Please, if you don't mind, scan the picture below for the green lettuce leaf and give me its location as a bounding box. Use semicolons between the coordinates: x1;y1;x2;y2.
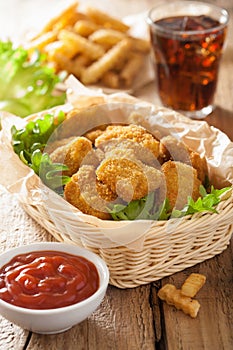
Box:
109;185;231;221
0;41;66;117
11;111;70;193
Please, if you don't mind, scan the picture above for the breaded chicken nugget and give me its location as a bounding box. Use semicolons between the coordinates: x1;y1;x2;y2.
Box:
100;138;160;167
96;157;163;202
159;135;190;164
189;151;208;184
161;161;201;210
50;136;92;176
81;147;105;168
64;165;117;220
83;124;109;144
83;129;104;144
95;124;160;158
159;136;208;183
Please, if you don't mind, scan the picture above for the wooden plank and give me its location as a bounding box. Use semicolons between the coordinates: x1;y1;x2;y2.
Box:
156;238;233;350
0;318;29;350
26;285;156;350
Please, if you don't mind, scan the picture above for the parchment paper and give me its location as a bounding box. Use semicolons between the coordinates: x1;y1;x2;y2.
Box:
0;76;233;250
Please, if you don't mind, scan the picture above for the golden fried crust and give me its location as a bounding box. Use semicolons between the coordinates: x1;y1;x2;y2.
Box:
159;136;208;183
158;284;200;318
161;160;201;210
181;273;206;298
95;124;160;158
99;138;160;167
96;157;163;202
83;129;104;144
81;148;105;168
64;165;116;220
50;136;92;176
159;135;190;164
189;151;208;184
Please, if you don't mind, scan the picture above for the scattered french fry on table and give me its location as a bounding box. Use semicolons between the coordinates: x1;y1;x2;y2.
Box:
158;273;206;318
181;273;207;298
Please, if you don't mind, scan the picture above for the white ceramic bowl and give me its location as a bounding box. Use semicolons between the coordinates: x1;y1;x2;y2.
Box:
0;242;109;334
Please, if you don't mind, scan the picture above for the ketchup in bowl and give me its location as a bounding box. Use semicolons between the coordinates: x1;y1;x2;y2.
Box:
0;250;100;310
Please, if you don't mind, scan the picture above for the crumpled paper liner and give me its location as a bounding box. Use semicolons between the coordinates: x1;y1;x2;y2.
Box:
0;76;233;250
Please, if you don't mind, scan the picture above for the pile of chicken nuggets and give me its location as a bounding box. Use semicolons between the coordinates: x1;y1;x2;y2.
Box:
45;111;208;220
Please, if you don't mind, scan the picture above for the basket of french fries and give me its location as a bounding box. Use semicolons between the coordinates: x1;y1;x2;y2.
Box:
1;77;233;289
24;2;153;91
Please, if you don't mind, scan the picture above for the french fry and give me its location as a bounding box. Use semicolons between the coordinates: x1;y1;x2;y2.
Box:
24;4;151;89
25;31;57;52
86;6;130;32
128;37;151;53
101;71;120;89
158;284;200;318
181;273;206;298
37;2;79;36
74;20;99;37
120;53;143;87
44;40;80;60
74;54;92;67
81;38;131;85
158;284;177;305
58;29;105;60
50;53;86;78
89;29;125;46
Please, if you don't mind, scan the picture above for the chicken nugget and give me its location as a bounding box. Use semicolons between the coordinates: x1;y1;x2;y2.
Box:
189;151;208;184
83;129;104;144
49;136;92;176
64;165;116;220
81;147;105;168
159;136;208;183
161;161;201;210
95;124;160;158
96;157;163;202
159;135;190;164
99;138;160;168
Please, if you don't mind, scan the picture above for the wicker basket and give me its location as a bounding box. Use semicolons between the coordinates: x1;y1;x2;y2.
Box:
20;190;233;288
1;97;233;289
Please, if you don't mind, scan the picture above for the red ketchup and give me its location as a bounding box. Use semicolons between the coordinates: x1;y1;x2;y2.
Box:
0;251;99;309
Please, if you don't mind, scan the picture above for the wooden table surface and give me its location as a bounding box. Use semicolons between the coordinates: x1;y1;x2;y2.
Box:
0;1;232;349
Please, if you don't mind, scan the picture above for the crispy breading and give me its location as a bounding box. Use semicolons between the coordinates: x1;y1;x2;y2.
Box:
81;147;105;168
83;129;104;144
64;165;116;219
159;135;208;183
189;151;208;184
49;136;92;176
96;157;163;202
95;124;160;158
159;135;190;163
101;138;160;167
161;160;201;210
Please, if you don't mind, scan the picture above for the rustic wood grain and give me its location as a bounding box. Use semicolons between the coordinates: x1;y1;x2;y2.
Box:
157;237;233;350
26;286;155;350
0;1;232;349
